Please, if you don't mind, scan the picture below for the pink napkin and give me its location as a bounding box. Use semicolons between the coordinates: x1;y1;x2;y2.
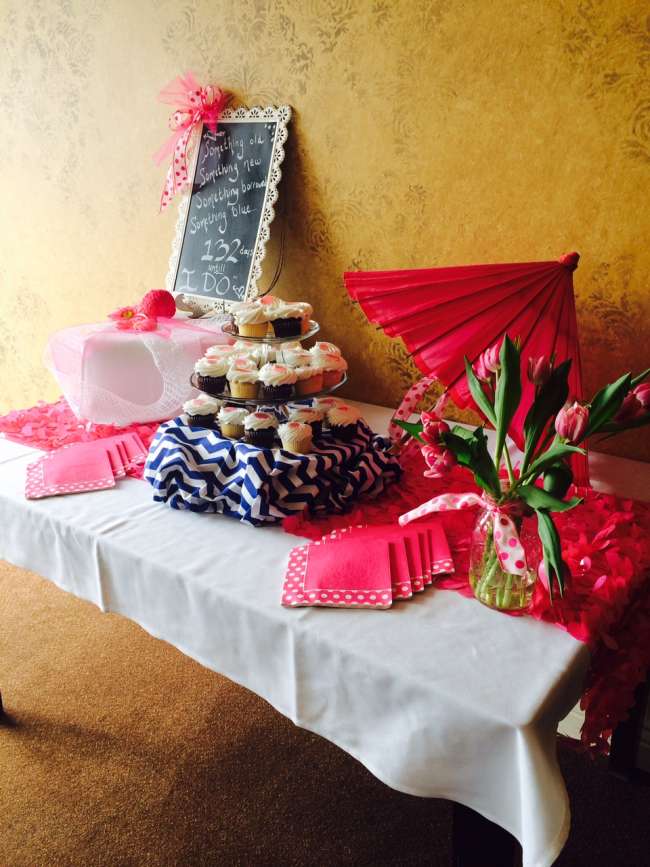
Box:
25;433;148;499
282;519;455;609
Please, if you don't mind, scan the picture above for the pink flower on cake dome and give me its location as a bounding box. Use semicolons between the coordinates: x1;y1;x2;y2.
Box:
109;305;139;322
131;315;157;332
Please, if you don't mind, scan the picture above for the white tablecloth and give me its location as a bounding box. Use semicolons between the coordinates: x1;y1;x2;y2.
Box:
4;403;647;867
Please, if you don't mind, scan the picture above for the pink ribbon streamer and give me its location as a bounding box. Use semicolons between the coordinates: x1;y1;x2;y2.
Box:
153;71;229;211
104;316;227;341
399;492;528;576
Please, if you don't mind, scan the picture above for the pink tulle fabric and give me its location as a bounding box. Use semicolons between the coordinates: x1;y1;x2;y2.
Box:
283;442;650;757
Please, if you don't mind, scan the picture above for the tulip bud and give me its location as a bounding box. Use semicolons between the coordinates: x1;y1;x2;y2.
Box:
634;382;650;410
474;343;501;382
420;414;450;448
615;392;644;423
527;355;552;387
555;401;589;443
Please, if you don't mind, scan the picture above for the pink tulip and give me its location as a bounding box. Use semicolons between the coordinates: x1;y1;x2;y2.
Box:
527;355;552;387
555;401;589;443
615;392;644;423
474;343;501;382
420;413;450;448
634;382;650;410
422;444;456;478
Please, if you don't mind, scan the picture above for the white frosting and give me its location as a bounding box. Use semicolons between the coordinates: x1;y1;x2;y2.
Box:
311;397;345;413
288;407;324;424
310;341;341;357
328;404;362;426
195;356;229;377
233;304;270;326
312;352;348;372
244;411;279;431
293;365;322;382
282;348;313;367
279;421;313;448
293;301;313;318
271;302;305;320
258;363;298;386
227;358;259;384
183;396;221;415
205;344;235;357
218;405;248;425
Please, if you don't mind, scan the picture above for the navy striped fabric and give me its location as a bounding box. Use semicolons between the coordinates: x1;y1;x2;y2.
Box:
144;418;402;526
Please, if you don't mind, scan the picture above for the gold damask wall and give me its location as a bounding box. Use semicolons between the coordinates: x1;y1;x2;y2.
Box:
1;0;649;459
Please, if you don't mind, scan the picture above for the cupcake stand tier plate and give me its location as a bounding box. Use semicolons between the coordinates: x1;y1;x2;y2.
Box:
189;372;348;406
221;319;320;344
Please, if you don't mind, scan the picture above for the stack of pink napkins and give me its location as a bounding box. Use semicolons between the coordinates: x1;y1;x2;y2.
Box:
25;433;147;499
282;519;454;609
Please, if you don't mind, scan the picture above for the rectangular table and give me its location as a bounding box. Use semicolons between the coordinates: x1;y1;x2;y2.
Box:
1;402;647;867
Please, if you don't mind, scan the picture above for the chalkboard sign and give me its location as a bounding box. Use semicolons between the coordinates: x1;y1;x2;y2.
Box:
166;105;291;313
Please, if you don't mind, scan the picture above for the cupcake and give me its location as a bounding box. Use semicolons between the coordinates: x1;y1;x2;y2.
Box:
226;357;259;399
293;302;314;334
278;421;313;454
244;411;279;448
311;396;345;415
294;365;324;396
205;344;236;360
183;395;221;428
287;406;324;438
280;347;312;367
218;405;248;439
310;341;341;357
328;403;363;441
194;355;229;394
258;363;298;400
268;302;304;338
313;351;348;387
232;302;271;338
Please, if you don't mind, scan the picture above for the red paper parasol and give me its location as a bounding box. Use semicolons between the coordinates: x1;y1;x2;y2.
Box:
344;252;588;484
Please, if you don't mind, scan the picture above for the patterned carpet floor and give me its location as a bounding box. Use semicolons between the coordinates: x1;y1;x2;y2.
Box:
1;562;649;867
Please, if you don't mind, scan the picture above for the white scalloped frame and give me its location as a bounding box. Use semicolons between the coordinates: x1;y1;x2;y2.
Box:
166;105;292;316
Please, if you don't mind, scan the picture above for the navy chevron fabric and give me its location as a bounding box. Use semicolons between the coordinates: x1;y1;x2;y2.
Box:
144;418;402;526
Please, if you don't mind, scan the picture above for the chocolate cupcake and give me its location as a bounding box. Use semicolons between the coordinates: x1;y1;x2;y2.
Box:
327;403;363;442
194;356;229;395
258;363;297;400
269;303;304;337
183;395;221;428
243;411;279;448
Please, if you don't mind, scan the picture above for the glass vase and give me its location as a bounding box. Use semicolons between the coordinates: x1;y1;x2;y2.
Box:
468;503;541;612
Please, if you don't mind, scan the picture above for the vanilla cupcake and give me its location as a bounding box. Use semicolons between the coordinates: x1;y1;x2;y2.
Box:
311;396;345;416
309;341;341;357
280;347;312;367
227;357;259;399
194;355;229;394
313;351;348;387
244;410;279;448
218;405;248;439
258;363;298;400
287;406;324;437
183;395;221;428
294;365;324;396
328;403;363;442
278;421;313;454
232;303;271;338
268;302;304;338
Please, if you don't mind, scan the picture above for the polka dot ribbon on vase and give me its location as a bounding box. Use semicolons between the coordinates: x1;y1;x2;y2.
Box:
399;492;528;576
389;373;440;442
153;72;229;211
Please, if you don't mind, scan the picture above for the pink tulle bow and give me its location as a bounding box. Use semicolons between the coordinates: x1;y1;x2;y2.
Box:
153;71;229;211
399;492;529;576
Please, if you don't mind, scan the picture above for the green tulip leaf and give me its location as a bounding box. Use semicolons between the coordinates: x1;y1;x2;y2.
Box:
518;484;582;512
522;359;572;465
464;356;496;426
584;372;632;439
525;442;585;481
494;335;521;466
535;509;567;600
393;418;425;442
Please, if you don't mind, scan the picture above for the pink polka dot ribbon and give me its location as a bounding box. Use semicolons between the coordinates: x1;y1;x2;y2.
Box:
153;72;229;211
399;492;528;576
389;374;438;442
